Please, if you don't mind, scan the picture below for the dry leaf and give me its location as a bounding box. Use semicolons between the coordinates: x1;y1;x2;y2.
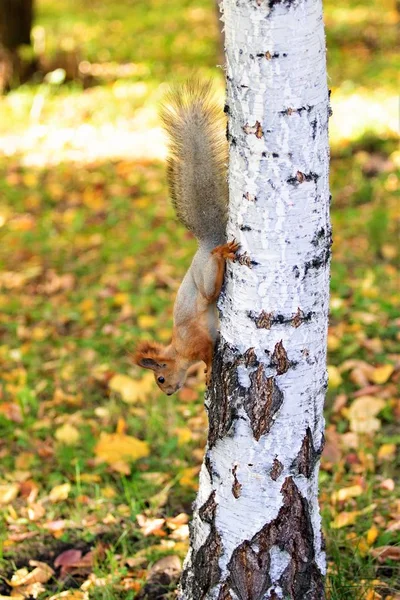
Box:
137;514;166;537
331;511;360;529
327;365;342;388
367;525;379;545
94;432;149;463
10;562;54;587
371;546;400;562
49;592;88;600
54;549;82;577
377;443;396;461
0;483;19;505
55;423;79;446
49;483;71;503
331;484;363;503
109;373;153;403
348;396;385;434
0;402;23;423
148;555;181;577
371;364;394;384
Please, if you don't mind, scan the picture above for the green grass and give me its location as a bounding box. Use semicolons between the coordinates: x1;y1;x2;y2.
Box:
0;0;399;598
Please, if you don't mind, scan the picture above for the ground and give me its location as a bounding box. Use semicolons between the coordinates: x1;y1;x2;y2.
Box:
0;0;399;599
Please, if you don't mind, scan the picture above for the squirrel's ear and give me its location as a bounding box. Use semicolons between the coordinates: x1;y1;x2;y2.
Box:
132;341;167;371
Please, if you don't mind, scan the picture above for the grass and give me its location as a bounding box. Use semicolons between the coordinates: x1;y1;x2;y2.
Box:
0;0;399;598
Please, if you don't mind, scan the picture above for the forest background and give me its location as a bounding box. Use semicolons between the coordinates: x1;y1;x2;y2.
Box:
0;0;399;598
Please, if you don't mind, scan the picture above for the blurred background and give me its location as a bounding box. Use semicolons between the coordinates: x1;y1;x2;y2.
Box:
0;1;399;599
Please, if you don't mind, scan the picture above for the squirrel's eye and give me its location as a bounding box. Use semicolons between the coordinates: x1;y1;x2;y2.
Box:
158;376;165;384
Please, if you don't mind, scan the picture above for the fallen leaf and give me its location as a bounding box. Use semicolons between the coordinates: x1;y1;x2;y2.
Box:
371;364;394;384
348;396;385;434
55;423;80;446
331;485;363;503
10;562;54;587
0;483;19;505
137;514;166;537
148;555;181;576
380;478;395;491
371;546;400;562
377;443;396;461
94;432;149;463
109;372;153;403
331;511;359;529
367;525;379;546
0;402;23;423
49;483;71;503
49;592;88;600
327;365;342;388
54;549;82;577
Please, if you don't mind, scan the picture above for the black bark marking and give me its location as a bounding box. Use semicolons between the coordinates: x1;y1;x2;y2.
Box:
291;307;313;328
239;225;252;231
232;465;242;499
279;104;313;116
311;117;318;140
291;428;321;478
218;583;233;600
204;452;215;484
199;490;217;524
287;171;319;185
244;365;284;440
303;245;331;276
311;227;325;246
185;525;222;599
237;251;258;268
224;477;325;600
208;346;239;448
271;340;290;375
243;192;256;202
248;309;272;329
270;457;284;481
243;347;258;367
243;121;263;138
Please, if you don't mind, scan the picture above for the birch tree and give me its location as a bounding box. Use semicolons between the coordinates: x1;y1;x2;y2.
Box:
180;0;331;598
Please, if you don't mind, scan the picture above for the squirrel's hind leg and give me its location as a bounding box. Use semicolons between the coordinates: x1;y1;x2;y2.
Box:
195;241;239;304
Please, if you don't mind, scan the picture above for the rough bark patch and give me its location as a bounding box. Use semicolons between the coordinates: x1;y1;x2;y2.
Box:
232;465;242;499
271;340;290;374
270;457;284;481
183;515;222;600
291;428;321;478
243;120;263;138
223;477;325;600
207;345;238;448
248;310;272;329
199;490;217;524
244;365;284;441
218;583;233;600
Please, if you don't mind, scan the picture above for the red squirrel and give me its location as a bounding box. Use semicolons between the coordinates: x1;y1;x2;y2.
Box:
133;81;239;395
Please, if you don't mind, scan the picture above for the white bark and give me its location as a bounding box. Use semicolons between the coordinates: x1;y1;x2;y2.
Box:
181;1;330;598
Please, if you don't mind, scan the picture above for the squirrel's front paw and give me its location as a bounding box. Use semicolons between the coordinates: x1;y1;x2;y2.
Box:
212;240;241;261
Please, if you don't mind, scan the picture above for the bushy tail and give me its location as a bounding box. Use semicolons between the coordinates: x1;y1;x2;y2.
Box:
160;79;228;245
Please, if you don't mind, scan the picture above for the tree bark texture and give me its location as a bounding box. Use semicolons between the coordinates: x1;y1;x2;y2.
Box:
0;0;33;50
180;1;331;599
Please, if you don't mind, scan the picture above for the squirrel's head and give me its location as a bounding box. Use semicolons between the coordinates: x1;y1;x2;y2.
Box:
133;341;187;395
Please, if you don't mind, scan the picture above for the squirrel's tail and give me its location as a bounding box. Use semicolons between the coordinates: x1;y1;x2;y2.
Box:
160;79;228;246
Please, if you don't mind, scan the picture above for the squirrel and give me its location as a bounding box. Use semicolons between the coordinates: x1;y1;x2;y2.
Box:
133;80;239;395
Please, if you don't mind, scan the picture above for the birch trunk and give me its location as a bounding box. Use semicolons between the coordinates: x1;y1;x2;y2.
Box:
180;0;331;598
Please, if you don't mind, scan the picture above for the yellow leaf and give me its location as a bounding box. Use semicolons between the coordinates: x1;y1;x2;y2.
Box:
327;334;340;351
109;373;153;403
94;432;149;464
179;466;200;490
331;484;363;503
138;315;157;329
377;443;396;461
55;423;80;446
371;365;394;385
331;511;359;529
348;396;385;434
49;483;71;503
49;592;88;600
78;474;101;483
0;484;19;505
10;561;54;586
175;427;193;447
327;365;342;389
367;525;379;546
